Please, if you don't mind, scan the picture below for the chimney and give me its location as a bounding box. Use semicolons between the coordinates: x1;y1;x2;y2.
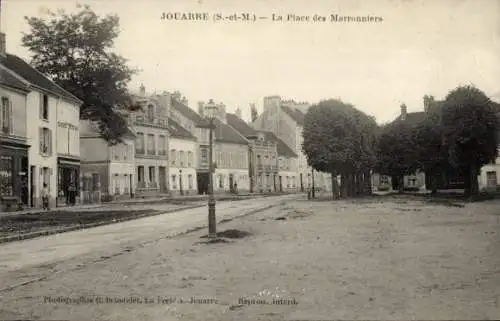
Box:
139;83;145;96
218;102;227;123
400;103;407;120
423;95;434;112
198;101;204;117
235;107;242;119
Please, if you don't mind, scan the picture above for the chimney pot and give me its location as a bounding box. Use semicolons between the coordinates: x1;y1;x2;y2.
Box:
400;103;407;119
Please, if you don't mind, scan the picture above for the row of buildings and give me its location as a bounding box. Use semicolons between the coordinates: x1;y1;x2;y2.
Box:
1;26;331;209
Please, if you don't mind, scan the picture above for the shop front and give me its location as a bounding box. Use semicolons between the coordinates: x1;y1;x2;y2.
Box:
57;157;80;206
0;140;29;205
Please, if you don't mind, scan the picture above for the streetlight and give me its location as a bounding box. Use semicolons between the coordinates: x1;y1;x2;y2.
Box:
311;168;316;199
196;99;217;239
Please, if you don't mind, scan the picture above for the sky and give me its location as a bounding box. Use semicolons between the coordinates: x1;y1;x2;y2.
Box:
2;0;500;123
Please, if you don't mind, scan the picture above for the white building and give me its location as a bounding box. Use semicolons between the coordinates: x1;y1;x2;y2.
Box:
80;119;136;202
131;85;170;197
1;49;82;208
167;117;198;195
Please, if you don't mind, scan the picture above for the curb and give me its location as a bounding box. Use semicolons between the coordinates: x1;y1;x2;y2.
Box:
0;204;206;245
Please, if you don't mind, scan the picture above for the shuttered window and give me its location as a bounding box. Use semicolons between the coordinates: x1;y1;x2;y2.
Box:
1;97;12;135
39;127;52;155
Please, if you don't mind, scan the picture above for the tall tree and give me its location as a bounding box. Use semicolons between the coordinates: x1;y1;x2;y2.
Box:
302;99;377;199
21;4;140;144
441;85;499;197
376;120;420;192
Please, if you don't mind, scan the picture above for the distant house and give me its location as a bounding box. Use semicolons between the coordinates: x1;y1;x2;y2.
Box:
478;101;500;192
79;118;136;202
0;35;82;209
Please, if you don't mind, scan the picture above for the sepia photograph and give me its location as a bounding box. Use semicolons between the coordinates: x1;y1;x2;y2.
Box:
0;0;499;320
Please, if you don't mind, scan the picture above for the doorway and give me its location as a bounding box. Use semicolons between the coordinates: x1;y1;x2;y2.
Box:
197;172;209;195
159;166;167;193
30;165;36;207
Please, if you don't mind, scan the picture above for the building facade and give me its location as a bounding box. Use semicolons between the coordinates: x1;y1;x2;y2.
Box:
131;86;170;197
168;117;198;196
80;120;136;203
0;65;30;207
226;111;280;193
1;49;82;209
252;96;331;192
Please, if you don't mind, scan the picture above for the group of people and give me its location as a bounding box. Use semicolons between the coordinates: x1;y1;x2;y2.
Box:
40;183;77;210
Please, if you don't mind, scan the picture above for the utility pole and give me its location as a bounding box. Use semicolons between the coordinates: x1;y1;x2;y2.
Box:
311;168;315;199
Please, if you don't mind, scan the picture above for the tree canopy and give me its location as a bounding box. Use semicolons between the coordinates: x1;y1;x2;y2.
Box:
21;4;140;144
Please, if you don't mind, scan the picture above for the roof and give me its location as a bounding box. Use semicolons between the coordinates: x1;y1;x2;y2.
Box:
266;131;298;158
81;119;135;140
0;66;30;92
0;54;82;105
171;98;203;123
281;106;305;125
197;118;248;145
226;113;257;137
393;111;426;124
167;117;196;140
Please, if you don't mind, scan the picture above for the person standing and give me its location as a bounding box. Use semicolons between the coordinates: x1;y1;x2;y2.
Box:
41;183;50;210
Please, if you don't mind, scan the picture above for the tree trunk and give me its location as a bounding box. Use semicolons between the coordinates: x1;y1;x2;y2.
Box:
469;164;479;198
399;174;404;193
364;171;372;195
331;171;339;200
340;172;348;198
430;168;438;195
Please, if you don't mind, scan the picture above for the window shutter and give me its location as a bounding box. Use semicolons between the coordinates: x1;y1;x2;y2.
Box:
39;93;43;119
39;127;43;153
8;99;13;134
49;129;53;155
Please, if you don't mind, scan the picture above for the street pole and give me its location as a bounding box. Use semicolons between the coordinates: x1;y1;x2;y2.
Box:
207;117;217;238
312;168;315;199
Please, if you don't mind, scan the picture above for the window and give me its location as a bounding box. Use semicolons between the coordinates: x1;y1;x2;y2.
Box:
180;151;185;166
170;149;177;165
147;134;155;155
136;133;145;154
137;166;144;183
149;166;156;184
1;97;12;134
147;104;154;123
171;174;177;189
187;151;193;166
159;135;166;155
257;155;262;165
0;156;13;196
292;176;296;188
486;171;497;188
40;94;49;120
380;175;389;185
219;174;224;188
188;174;193;189
39;127;52;155
113;146;119;160
201;148;208;165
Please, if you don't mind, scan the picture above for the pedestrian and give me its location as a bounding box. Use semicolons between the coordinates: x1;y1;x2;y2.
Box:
41;183;50;210
233;182;238;194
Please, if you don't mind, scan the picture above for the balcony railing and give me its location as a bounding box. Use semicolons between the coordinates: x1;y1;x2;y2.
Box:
158;150;166;156
136;148;145;154
147;149;156;155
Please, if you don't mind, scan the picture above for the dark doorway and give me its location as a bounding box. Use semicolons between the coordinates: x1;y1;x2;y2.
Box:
197;172;209;195
229;174;234;193
20;157;29;205
279;176;283;192
30;165;36;207
300;173;304;192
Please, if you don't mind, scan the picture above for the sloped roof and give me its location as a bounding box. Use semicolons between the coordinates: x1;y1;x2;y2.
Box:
81;120;135;139
171;98;203;122
261;130;297;157
197;118;248;145
0;66;30;92
167;117;196;141
393;111;426;124
281;106;305;125
0;54;82;104
226;113;257;137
